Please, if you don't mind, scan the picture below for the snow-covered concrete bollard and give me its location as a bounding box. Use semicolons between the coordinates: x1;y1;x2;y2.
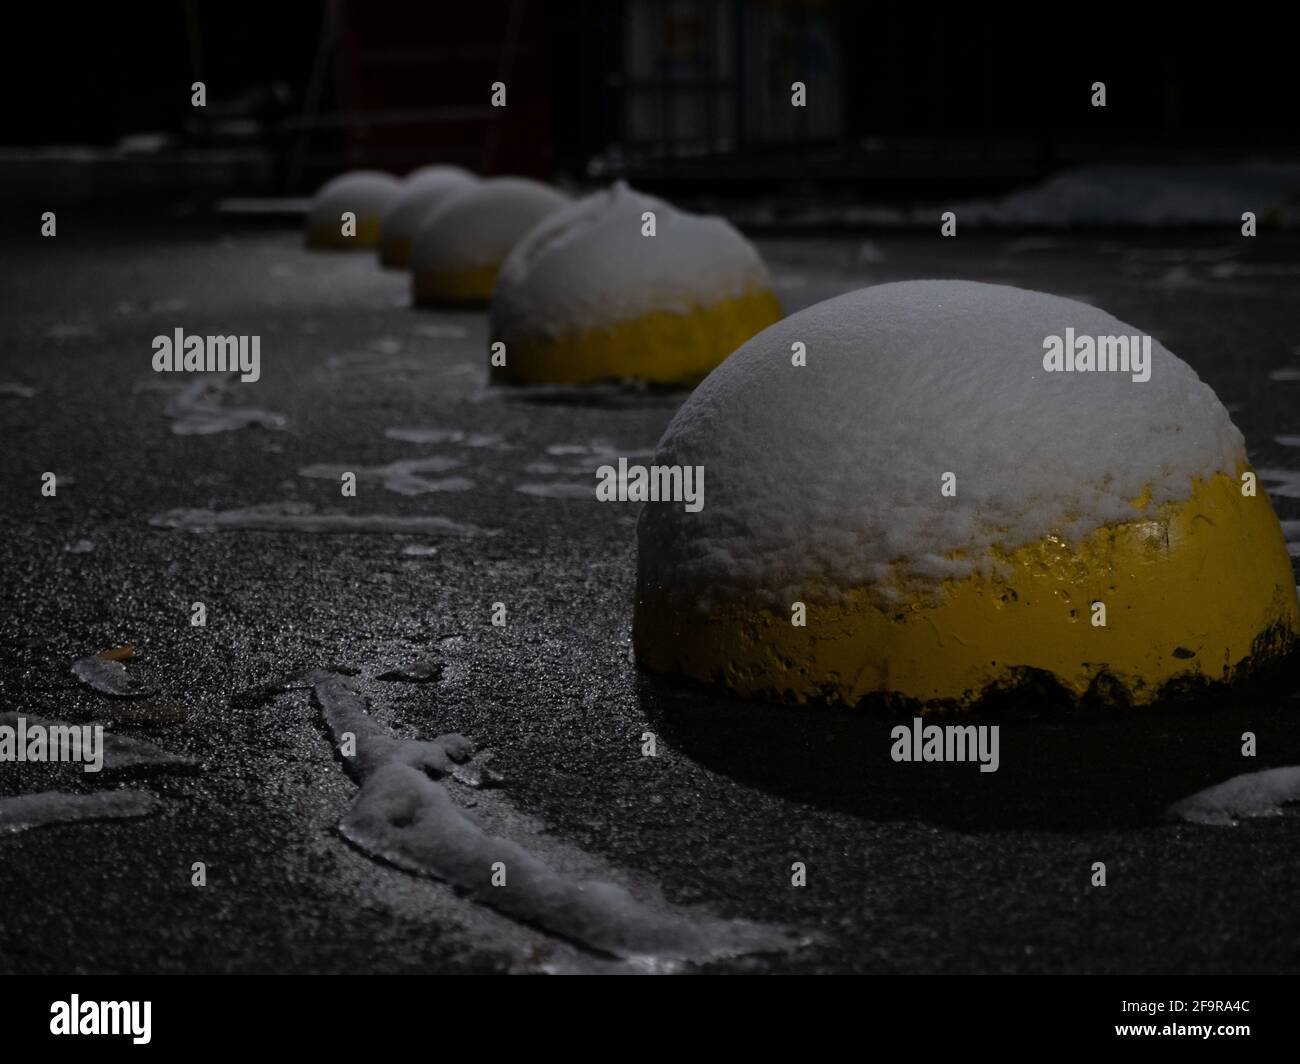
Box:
409;177;571;306
634;280;1300;709
305;171;402;250
488;183;783;386
377;165;476;269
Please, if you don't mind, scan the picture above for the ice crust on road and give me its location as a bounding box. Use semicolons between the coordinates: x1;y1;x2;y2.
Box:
0;712;193;772
0;790;159;835
299;456;473;495
71;656;152;698
310;671;801;968
150;502;492;537
162;375;287;435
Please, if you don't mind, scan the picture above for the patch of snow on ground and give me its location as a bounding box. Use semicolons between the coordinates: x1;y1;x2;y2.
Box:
150;502;492;536
0;790;160;835
1168;766;1300;826
310;671;806;968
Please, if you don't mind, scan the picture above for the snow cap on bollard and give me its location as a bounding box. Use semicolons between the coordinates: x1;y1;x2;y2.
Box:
489;182;783;386
409;177;571;306
377;165;477;269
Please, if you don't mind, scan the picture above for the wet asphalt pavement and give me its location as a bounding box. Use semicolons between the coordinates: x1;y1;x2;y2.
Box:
2;217;1299;973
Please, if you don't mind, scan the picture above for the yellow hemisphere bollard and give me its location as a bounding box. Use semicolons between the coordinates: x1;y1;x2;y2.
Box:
634;280;1299;709
409;177;571;307
489;183;783;387
377;165;476;269
305;171;401;250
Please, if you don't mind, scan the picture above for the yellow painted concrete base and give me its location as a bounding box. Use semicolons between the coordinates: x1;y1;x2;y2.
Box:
634;469;1300;708
492;288;784;386
413;264;500;306
379;237;413;269
306;215;384;250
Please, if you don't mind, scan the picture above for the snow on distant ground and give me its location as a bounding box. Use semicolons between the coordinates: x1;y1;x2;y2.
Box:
957;165;1300;228
219;163;1300;230
728;164;1300;230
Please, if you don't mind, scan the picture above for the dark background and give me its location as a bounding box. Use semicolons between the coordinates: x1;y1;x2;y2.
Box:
3;1;1295;205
